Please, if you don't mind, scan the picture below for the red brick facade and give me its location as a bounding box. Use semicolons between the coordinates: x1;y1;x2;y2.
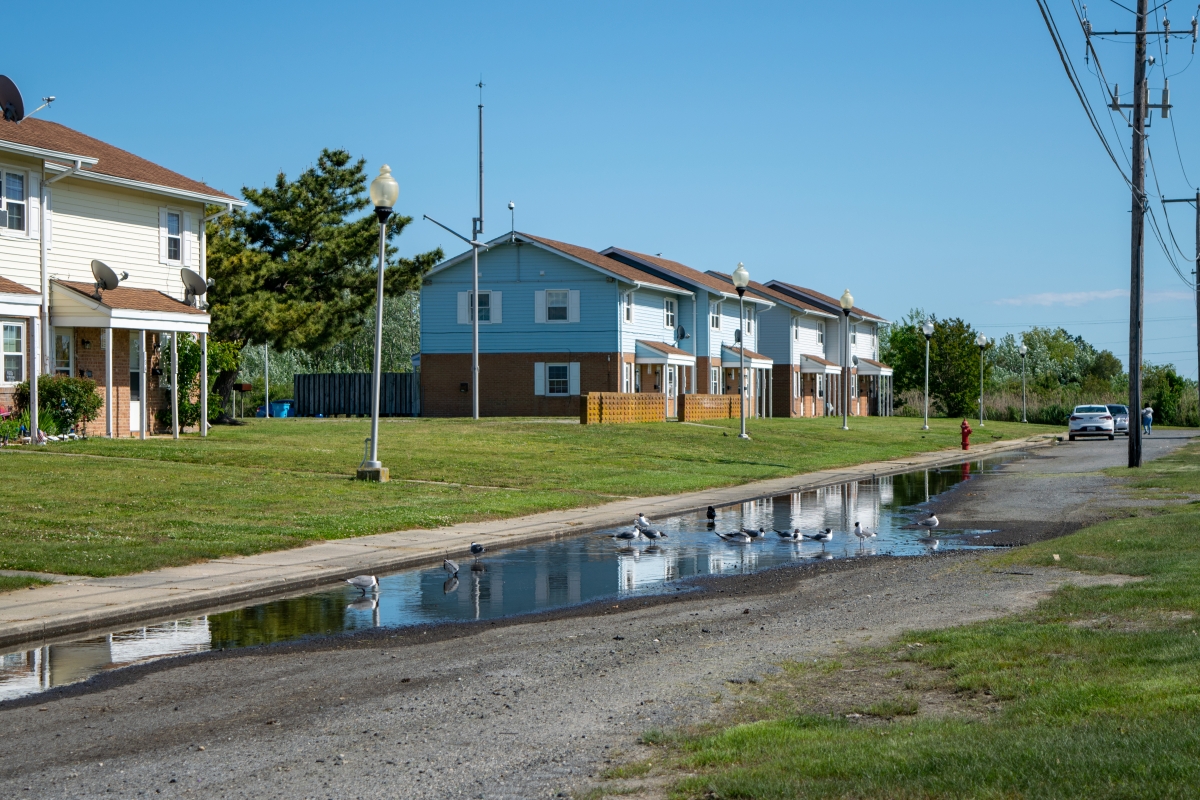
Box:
421;352;624;417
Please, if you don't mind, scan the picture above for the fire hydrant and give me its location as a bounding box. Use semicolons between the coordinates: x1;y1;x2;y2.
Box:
960;419;973;451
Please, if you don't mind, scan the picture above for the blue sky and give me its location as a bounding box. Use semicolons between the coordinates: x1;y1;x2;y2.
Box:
10;1;1199;376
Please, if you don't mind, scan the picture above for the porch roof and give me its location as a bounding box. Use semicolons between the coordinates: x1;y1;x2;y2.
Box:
798;353;841;373
635;339;696;366
50;281;210;333
855;357;893;376
0;276;41;317
720;344;773;369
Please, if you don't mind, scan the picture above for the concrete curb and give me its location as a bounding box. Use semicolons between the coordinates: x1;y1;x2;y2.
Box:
0;434;1056;651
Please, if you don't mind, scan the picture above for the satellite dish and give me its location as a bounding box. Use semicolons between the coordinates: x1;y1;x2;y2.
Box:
852;355;860;367
91;259;123;298
181;267;209;306
0;76;24;122
676;325;690;341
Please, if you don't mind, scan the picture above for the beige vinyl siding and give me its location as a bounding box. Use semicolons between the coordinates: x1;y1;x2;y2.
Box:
790;315;827;362
45;179;203;300
0;153;46;291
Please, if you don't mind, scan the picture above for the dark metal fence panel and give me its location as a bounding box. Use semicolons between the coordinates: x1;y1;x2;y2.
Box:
293;373;420;417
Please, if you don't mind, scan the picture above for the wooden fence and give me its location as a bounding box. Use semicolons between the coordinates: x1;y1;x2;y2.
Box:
580;393;667;424
293;373;419;417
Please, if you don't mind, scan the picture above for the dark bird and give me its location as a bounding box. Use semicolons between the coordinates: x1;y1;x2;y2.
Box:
641;527;668;540
802;529;834;547
706;506;717;521
742;527;767;539
470;542;485;556
613;528;641;541
774;528;801;540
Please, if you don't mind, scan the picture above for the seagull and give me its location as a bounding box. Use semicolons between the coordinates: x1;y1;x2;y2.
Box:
470;542;485;557
802;529;834;548
853;522;877;545
443;558;460;577
774;528;801;540
345;575;378;595
613;528;641;541
717;530;753;543
741;527;767;539
915;513;939;530
635;513;655;530
706;506;717;522
641;527;668;540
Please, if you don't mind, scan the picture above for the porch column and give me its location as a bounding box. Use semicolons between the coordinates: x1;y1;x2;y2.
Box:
768;367;773;418
28;315;38;442
200;332;208;436
139;329;147;441
170;331;179;439
104;328;113;438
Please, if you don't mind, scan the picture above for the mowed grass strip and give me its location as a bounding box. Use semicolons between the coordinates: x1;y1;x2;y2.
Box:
1;416;1051;581
654;440;1200;799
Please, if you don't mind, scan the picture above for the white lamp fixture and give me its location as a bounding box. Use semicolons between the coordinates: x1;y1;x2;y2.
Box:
732;262;750;290
1018;343;1028;423
359;165;399;482
921;319;934;430
369;165;400;213
922;320;935;338
839;289;853;430
976;332;988;427
839;289;854;311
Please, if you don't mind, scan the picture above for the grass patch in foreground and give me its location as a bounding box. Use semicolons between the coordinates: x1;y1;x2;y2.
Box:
656;440;1200;798
0;576;52;593
1;416;1051;576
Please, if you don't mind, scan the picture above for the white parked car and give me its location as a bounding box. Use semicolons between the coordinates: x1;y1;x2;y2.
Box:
1106;404;1130;436
1068;405;1116;441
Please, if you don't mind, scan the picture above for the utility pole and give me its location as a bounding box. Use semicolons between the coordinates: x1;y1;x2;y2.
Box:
471;82;484;421
1162;189;1200;417
1128;0;1149;467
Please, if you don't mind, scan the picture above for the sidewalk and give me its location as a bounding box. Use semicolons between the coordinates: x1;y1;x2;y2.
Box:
0;434;1055;650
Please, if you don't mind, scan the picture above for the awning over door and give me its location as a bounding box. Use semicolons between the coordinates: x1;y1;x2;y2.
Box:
635;339;696;366
720;345;773;369
798;353;841;374
854;357;893;376
0;276;40;317
49;280;210;333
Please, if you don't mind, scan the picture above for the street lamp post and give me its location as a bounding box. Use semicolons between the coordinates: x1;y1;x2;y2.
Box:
976;332;988;428
1018;343;1028;423
732;262;750;440
358;164;399;482
839;289;854;431
921;320;934;431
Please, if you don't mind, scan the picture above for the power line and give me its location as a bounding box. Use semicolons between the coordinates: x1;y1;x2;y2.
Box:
975;315;1194;327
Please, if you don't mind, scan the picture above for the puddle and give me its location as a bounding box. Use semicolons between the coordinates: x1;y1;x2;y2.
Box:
1;453;1020;701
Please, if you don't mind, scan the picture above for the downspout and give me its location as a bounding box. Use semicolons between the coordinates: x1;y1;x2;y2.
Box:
199;202;234;435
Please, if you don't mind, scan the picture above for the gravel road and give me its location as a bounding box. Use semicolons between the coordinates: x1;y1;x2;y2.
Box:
0;432;1193;799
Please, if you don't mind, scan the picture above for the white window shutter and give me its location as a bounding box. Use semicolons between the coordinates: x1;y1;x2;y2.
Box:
182;212;194;267
534;290;546;323
27;175;39;239
568;362;581;396
457;292;470;324
42;186;51;250
568;290;580;323
159;208;169;263
491;291;502;324
534;362;546;395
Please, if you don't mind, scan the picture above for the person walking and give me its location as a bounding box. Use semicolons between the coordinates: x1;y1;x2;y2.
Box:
1141;405;1154;436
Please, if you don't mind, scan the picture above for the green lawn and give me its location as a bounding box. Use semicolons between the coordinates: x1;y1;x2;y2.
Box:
648;440;1200;799
0;416;1050;579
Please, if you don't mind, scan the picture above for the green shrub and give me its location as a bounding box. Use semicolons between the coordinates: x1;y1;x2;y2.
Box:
14;376;102;434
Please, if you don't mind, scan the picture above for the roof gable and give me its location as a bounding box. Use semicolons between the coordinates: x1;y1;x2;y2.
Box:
763;280;887;322
705;271;835;317
54;280;206;315
0;118;238;202
599;248;771;306
0;276;37;295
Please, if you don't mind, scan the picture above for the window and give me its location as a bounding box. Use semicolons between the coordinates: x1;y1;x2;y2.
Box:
664;298;676;329
792;317;800;341
793;370;801;397
54;328;73;376
546;290;569;322
816;323;825;345
166;211;182;262
624;292;633;322
468;291;491;322
743;305;753;335
2;322;24;383
816;374;825;398
623;362;632;393
710;366;721;395
547;364;569;396
850;323;858;345
3;172;25;231
710;301;721;330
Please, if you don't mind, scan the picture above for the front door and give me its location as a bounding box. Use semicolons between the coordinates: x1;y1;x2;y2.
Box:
666;365;678;418
129;334;141;434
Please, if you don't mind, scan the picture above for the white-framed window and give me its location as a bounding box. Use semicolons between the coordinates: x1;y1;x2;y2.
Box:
851;323;858;345
664;298;676;329
816;322;825;345
159;207;193;265
2;171;26;232
710;366;721;395
793;370;801;397
710;301;721;329
2;321;24;384
743;305;753;335
166;211;182;261
546;363;570;396
622;362;632;393
624;292;633;322
54;328;73;376
816;374;825;398
469;291;491;323
546;290;569;322
792;317;800;341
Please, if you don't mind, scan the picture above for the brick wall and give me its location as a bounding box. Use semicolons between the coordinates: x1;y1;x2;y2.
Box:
420;351;621;417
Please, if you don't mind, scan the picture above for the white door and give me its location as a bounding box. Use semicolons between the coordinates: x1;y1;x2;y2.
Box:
129;335;141;433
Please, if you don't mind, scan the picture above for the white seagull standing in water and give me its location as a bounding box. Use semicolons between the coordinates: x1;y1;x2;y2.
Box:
802;529;834;548
915;513;939;530
346;575;378;595
853;522;877;546
443;559;460;577
613;528;641;541
635;513;655;530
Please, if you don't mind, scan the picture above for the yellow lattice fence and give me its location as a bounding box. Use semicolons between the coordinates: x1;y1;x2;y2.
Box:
680;393;750;422
580;393;667;424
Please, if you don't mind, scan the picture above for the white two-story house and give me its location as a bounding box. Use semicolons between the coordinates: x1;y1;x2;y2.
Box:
0;116;241;438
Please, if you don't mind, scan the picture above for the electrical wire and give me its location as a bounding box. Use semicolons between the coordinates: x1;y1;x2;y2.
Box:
1074;0;1136;168
1147;145;1200;288
1038;0;1135;189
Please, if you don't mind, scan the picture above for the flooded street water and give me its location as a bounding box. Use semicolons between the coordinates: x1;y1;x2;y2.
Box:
1;453;1021;701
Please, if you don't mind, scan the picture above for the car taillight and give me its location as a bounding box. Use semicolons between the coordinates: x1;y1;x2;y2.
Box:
1103;415;1112;420
1070;415;1080;421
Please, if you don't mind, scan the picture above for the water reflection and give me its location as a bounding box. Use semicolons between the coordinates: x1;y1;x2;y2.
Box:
0;453;1019;701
